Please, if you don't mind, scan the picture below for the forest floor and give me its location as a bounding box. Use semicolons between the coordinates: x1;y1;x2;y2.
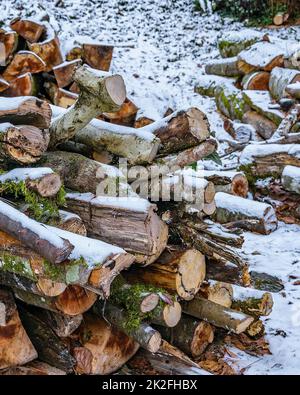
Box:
2;0;300;374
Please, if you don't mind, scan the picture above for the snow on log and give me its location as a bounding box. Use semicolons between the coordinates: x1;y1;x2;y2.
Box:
237;42;284;74
215;85;248;120
240;143;300;177
1;73;38;97
54;210;87;236
181;296;254;334
223;119;253;143
194;75;237;97
0;78;9;93
203;170;249;197
214;192;278;234
242;90;284;125
218;30;264;58
0;96;51;128
51;104;160;165
0;30;18;66
53;59;82;88
282;165;300;194
205;57;243;77
231;285;273;318
0;288;37;369
49;65;126;147
242;110;277;140
0;200;74;264
286;82;300;99
2;51;46;82
242;71;270;91
66;193;168;264
269;67;300;100
10;17;45;43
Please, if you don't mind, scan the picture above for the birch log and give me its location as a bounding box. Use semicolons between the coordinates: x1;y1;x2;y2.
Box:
281;165;300;194
286;82;300;99
205;57;242;77
269;67;300;101
203;170;249;197
49;64;126;147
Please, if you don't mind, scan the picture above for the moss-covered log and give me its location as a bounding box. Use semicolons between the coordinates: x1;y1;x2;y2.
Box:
218;31;263;58
232;292;273;318
205;57;243;77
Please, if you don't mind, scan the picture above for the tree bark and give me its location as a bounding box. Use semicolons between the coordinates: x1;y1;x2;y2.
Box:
282;165;300;194
224;119;253;144
0;288;37;369
232;290;273;318
49;65;126;147
242;110;277;140
206;257;251;287
53;210;87;236
205;57;243;77
269;67;300;100
203;169;249;198
0;360;66;375
218;31;263;58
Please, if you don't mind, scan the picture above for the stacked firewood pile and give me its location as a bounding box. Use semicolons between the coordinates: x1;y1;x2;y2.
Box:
0;17;279;376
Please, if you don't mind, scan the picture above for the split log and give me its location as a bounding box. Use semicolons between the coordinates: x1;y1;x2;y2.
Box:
2;51;46;82
154;315;214;358
74;313;139;375
0;96;52;129
195;75;237;97
51;104;160;165
214;192;278;234
53;210;87;236
0;78;9;93
286;82;300;99
49;65;126;147
0;361;66;375
0;30;18;65
203;169;249;197
0;123;49;165
181;296;254;334
124;247;206;300
101;98;138;126
27;28;63;71
242;71;270;91
242;90;284;126
245;319;265;339
0;226;134;298
93;301;162;353
282;165;300;194
242;111;277;140
269;67;300;100
199;281;233;308
40;151;131;195
0;288;37;369
218;31;263;58
0;200;73;264
237;42;284;74
202;201;216;216
10;17;45;43
0;167;62;198
66;193;168;263
1;73;38;97
53;59;82;88
205;57;243;77
206;258;251;287
224;119;253;144
82;43;114;71
239;143;300;177
18;304;75;373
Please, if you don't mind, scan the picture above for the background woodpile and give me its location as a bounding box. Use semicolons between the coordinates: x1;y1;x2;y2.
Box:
0;15;292;375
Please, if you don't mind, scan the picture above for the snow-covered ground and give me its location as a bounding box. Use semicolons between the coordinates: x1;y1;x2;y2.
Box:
2;0;300;375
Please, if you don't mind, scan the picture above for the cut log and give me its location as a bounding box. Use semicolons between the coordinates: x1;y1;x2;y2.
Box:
154;315;214;358
27;29;63;72
124;247;206;300
224;119;253;144
0;167;62;198
282;165;300;194
151;108;210;155
239;143;300;177
243;90;285;126
0;123;49;165
101;98;138;126
206;258;251;287
49;65;126;147
182;296;254;334
0;360;66;375
286;82;300;99
10;17;45;43
134;116;154;128
231;287;273;318
0;200;73;264
93;301;162;353
271;104;300;139
18;304;75;372
0;288;37;369
203;169;249;198
195;75;237;97
33;309;82;337
273;12;289;26
52;210;87;236
242;110;277;140
74;313;139;375
250;270;284;293
199;281;233;308
205;56;243;77
202;200;216;216
218;31;263;58
40;151;131;195
215;85;248;120
0;30;18;65
269;67;300;100
2;73;38;97
214;192;278;234
53;59;82;88
2;51;46;82
0;78;9;93
66;193;168;263
51;104;160;165
82;43;114;71
0;96;52;129
242;71;270;90
245;319;265;339
237;42;284;74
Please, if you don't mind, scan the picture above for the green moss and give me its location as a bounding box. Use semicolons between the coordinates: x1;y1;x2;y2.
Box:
0;179;66;222
0;253;36;280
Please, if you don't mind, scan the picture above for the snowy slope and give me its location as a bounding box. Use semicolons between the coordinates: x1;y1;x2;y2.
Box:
2;0;300;375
